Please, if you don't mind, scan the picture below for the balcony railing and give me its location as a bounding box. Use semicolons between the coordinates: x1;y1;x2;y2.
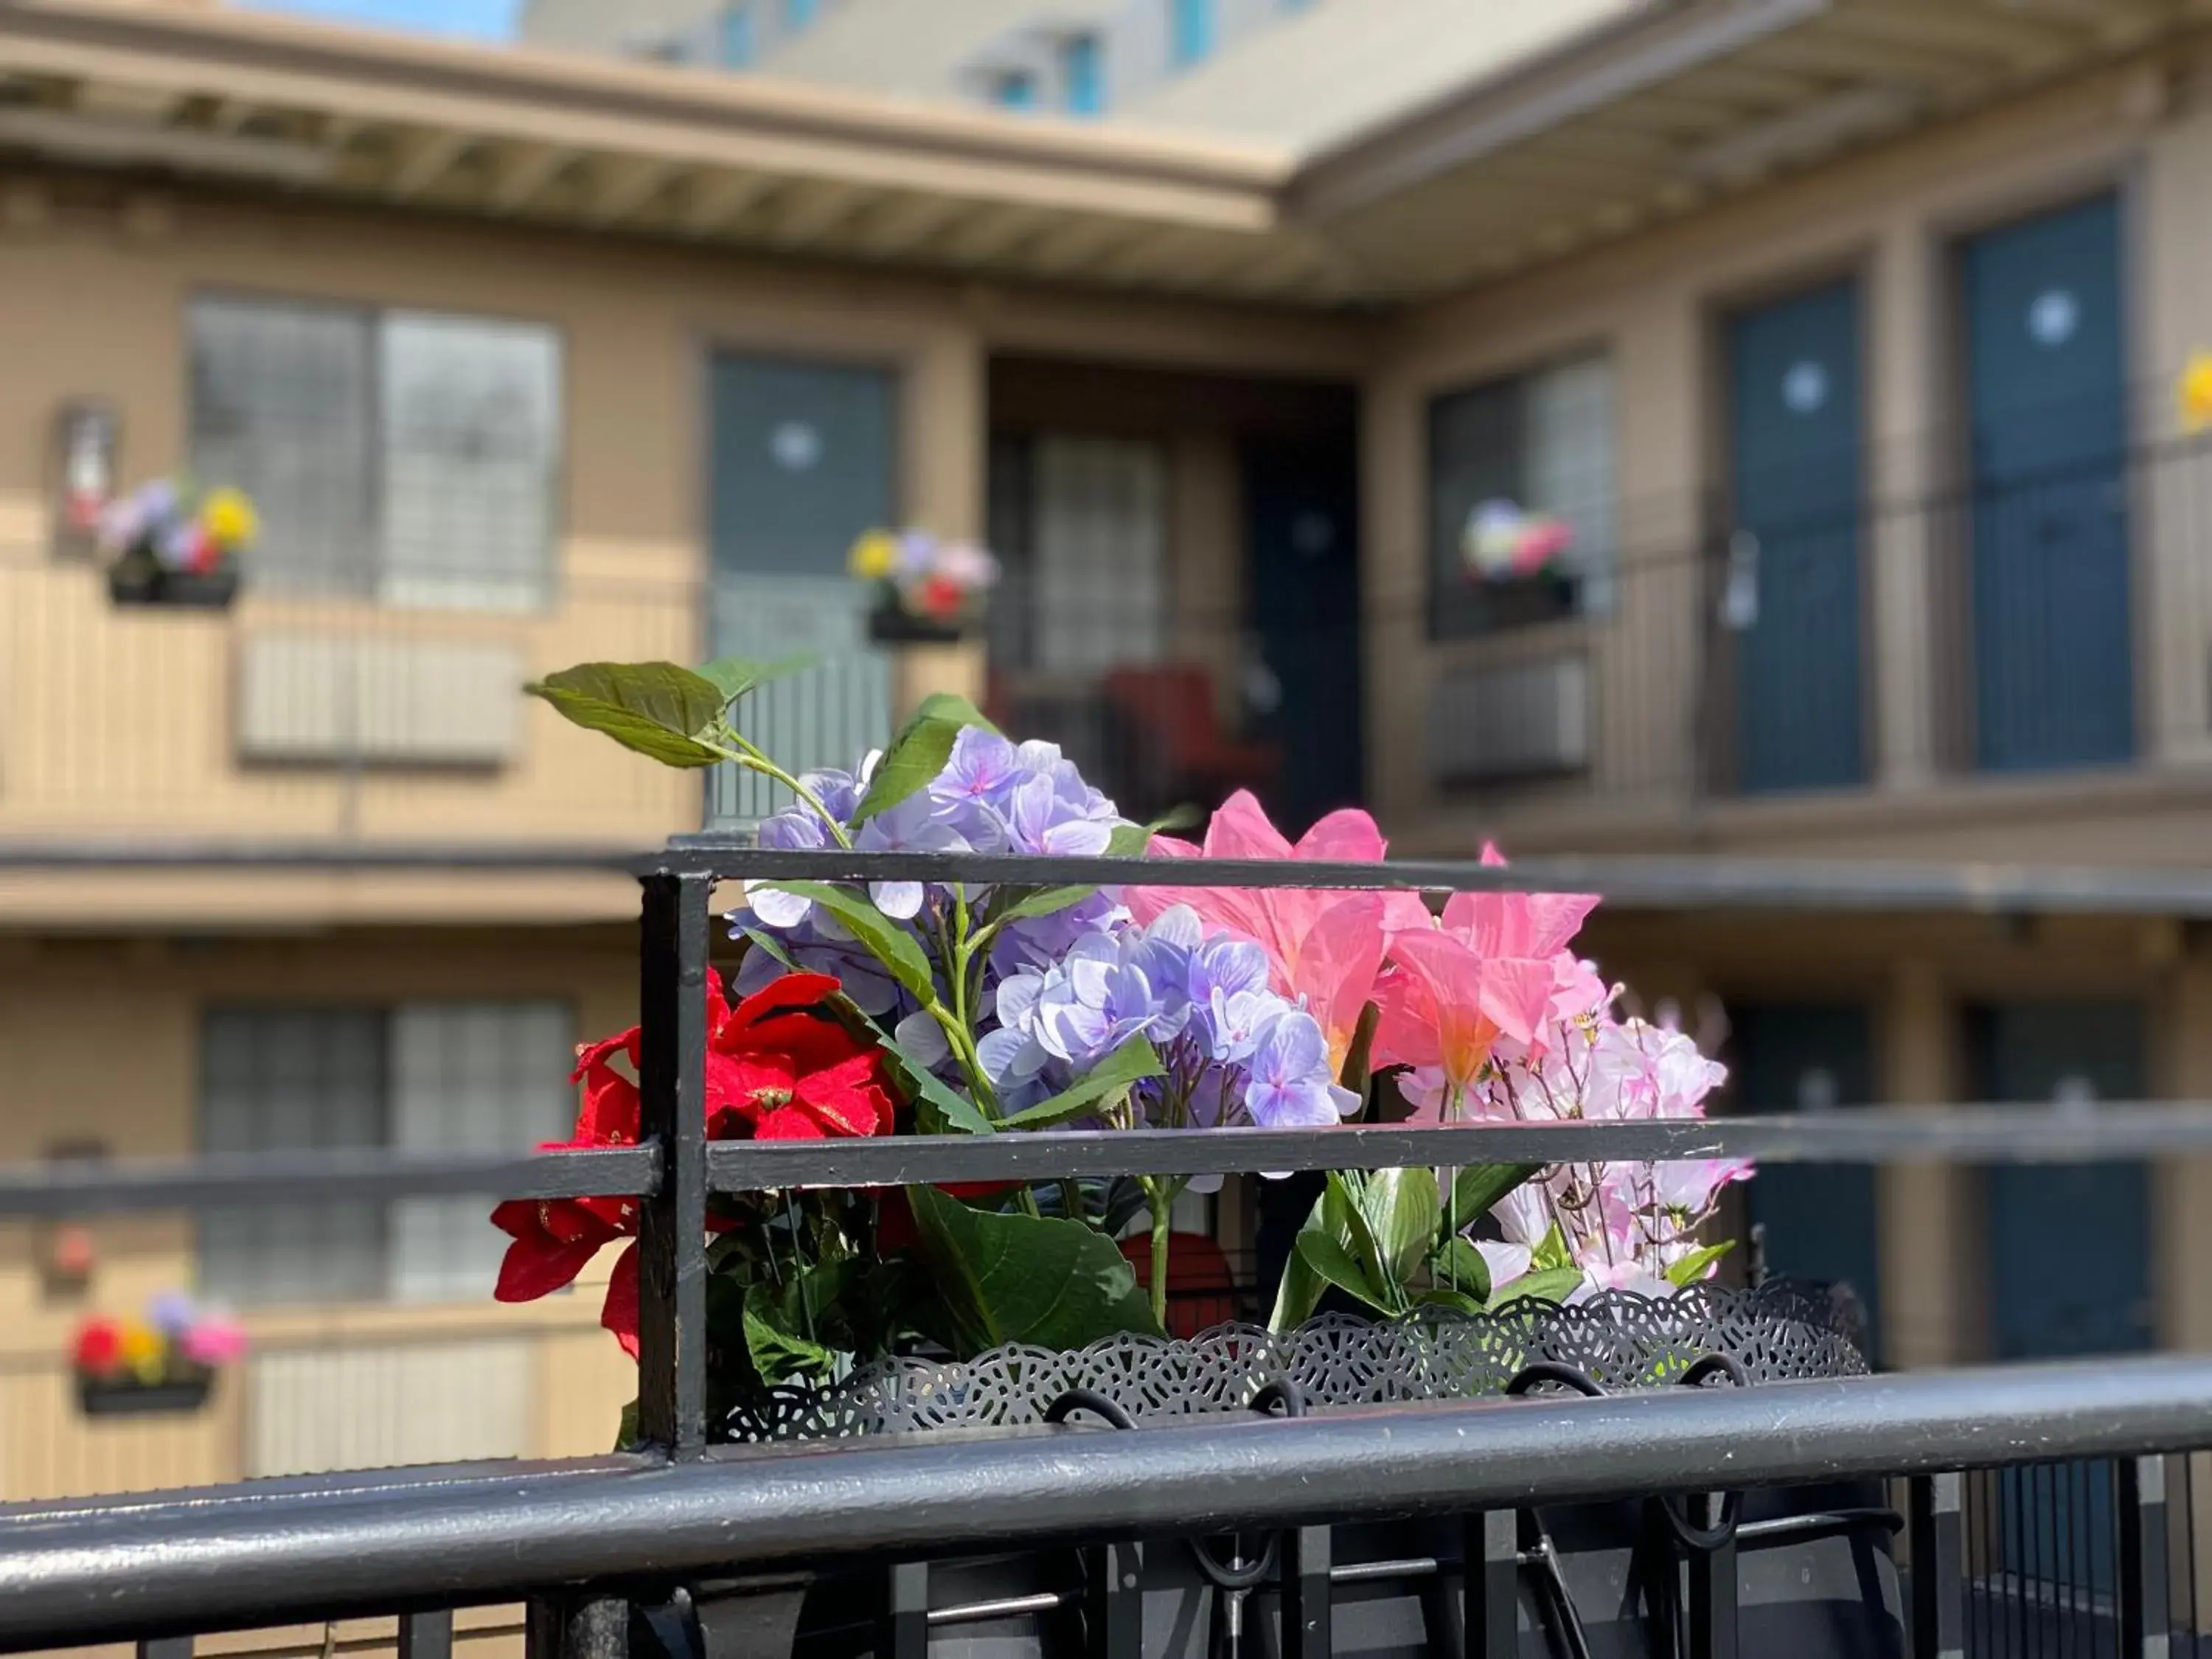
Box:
5;846;2212;1659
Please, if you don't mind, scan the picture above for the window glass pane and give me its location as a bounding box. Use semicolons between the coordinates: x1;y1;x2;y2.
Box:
1062;35;1104;115
189;296;374;597
198;1008;389;1307
1427;355;1615;636
388;1002;575;1304
1170;0;1214;66
718;4;754;66
1526;355;1617;611
1033;437;1167;675
1427;377;1523;638
378;312;561;612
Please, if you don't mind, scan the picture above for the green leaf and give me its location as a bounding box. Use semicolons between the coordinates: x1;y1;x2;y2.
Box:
615;1398;641;1452
1448;1163;1542;1228
1108;822;1156;858
850;693;998;827
996;883;1100;925
1493;1265;1585;1309
1329;1172;1391;1300
759;880;937;1006
1361;1166;1441;1287
1268;1189;1335;1332
1417;1287;1485;1318
1431;1236;1493;1304
1293;1231;1393;1315
1664;1240;1735;1287
696;653;813;707
742;1274;841;1386
1531;1222;1573;1273
526;661;729;768
903;1183;1162;1357
1000;1037;1164;1130
876;1022;995;1138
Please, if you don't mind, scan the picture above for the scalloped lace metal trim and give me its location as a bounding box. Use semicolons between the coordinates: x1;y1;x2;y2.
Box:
725;1281;1868;1442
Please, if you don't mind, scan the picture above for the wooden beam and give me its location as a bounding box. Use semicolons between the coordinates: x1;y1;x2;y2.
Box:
759;181;865;250
581;156;675;228
386;128;471;201
487;142;574;213
846;192;967;258
679;168;778;237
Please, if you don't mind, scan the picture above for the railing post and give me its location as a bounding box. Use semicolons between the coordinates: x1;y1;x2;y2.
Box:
1909;1472;1966;1659
2121;1455;2172;1659
1686;1497;1738;1659
883;1560;930;1659
638;870;713;1458
1284;1526;1332;1659
1461;1511;1519;1659
137;1638;193;1659
1085;1543;1142;1659
398;1610;454;1659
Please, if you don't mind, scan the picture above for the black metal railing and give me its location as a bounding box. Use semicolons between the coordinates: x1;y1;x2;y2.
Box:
8;846;2212;1659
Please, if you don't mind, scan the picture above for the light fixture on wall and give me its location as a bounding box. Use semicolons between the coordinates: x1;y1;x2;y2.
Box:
50;400;117;560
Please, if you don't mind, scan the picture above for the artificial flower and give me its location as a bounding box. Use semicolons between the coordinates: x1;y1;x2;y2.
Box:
1127;791;1425;1071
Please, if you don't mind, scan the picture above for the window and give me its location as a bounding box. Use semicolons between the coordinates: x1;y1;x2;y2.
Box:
782;0;817;30
189;296;561;611
1427;353;1616;637
1061;34;1104;116
991;70;1037;111
1169;0;1214;68
717;4;754;66
198;1002;574;1307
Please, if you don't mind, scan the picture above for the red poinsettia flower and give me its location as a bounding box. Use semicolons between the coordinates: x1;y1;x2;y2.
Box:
491;970;895;1350
918;574;964;619
707;971;897;1142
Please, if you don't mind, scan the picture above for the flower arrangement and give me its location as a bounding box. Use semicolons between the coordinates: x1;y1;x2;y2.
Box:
1462;498;1573;584
850;528;999;641
98;477;257;608
72;1293;246;1415
511;656;1745;1429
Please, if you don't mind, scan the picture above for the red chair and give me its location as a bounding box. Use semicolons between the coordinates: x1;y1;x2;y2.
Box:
1099;666;1280;808
1120;1230;1243;1339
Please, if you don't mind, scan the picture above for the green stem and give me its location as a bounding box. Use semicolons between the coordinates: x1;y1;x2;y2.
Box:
1058;1178;1087;1224
714;730;853;849
1150;1195;1172;1329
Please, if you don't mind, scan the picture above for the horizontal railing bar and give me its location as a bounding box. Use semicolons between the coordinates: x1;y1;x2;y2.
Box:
3;1355;2209;1652
11;842;2212;917
0;1146;658;1217
706;1105;2212;1188
664;847;2212;916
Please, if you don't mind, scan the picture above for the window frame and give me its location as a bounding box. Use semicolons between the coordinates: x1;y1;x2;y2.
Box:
1425;349;1617;642
185;287;567;614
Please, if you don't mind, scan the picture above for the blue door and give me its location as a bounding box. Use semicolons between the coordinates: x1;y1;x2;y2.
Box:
1975;1001;2150;1601
706;355;897;825
1245;434;1363;832
1727;282;1865;793
1728;1004;1882;1363
1961;196;2134;771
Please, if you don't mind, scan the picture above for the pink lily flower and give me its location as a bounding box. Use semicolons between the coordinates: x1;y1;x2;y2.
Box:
1126;791;1426;1070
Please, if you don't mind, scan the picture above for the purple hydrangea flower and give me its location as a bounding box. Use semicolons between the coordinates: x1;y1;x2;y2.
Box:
1241;1009;1357;1129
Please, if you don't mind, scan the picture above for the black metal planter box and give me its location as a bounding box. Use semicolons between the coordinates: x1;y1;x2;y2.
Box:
866;606;972;647
672;1285;1902;1659
108;563;240;611
76;1372;214;1418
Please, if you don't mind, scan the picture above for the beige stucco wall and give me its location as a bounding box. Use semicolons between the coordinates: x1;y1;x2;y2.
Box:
0;176;1363;874
0;925;641;1503
1367;48;2212;862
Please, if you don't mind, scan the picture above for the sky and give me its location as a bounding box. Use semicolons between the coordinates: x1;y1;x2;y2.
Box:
235;0;520;40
